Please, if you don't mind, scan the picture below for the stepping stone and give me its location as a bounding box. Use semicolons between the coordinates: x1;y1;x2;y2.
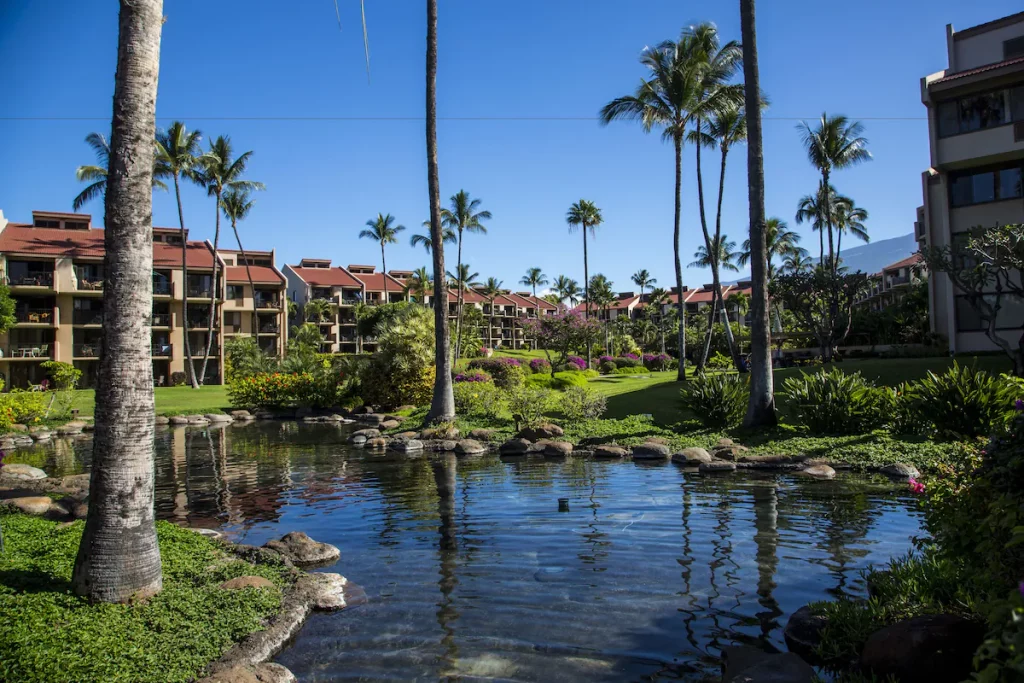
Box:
455;439;486;456
389;439;424;452
880;463;920;481
800;464;836;479
672;447;712;465
544;441;573;457
699;461;737;473
205;413;233;423
632;443;671;460
500;438;531;455
593;445;628;458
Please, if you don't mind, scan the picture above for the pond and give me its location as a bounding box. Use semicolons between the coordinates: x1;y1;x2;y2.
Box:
13;422;923;681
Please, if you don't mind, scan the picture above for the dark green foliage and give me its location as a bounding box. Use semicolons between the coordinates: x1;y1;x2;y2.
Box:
613;366;650;376
0;514;292;683
552;371;590;389
356;301;410;338
679;373;748;428
466;358;526;389
783;368;886;434
904;363;1020;440
170;371;187;386
614;356;642;368
0;284;16;334
599;360;617;374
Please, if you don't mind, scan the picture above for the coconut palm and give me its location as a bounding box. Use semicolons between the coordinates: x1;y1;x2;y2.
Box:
405;266;433;305
359;213;405;300
690;235;740;368
631;269;657;314
740;0;777;427
195;136;264;384
154;121;203;388
304;298;333;323
220;188;259;335
552;275;575;306
73;132;169;211
740;217;801;281
647;287;670;354
410;225;456;253
690;235;740;271
439;191;491;361
446;264;481;292
795;184;830;266
72;0;163;604
833;198;869;264
565;279;583;307
589;274;616;350
566;199;602;366
520;267;549;299
796;113;872;273
782;250;812;274
479;277;504;348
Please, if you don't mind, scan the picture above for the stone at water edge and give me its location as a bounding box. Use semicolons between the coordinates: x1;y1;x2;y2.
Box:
543;441;573;457
379;419;401;430
499;438;531;455
168;415;190;425
389;439;424;453
0;463;48;480
219;575;276;591
305;572;368;611
263;531;340;566
880;463;921;481
783;605;829;665
699;461;737;473
196;663;296;683
672;447;712;465
860;613;985;683
230;409;253;420
800;464;836;479
4;496;54;515
593;445;628;458
434;440;458;452
205;413;233;423
349;434;367;445
351;428;381;439
632;443;671;460
468;428;496;442
365;437;389;449
455;439;487;456
516;423;563;441
154;415;171;425
721;645;816;683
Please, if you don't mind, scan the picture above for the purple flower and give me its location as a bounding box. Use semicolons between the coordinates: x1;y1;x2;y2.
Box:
623;353;639;360
1016;399;1024;411
1019;581;1024;598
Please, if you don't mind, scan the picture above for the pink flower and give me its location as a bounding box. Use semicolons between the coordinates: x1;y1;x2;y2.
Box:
908;477;925;494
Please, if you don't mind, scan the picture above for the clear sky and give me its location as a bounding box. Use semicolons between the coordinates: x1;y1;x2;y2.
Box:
1;0;1020;295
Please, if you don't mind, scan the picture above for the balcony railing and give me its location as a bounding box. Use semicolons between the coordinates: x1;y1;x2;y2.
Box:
75;277;104;291
15;309;54;324
153;279;172;296
255;298;280;309
188;344;219;357
73;311;104;326
186;314;212;328
341;296;362;306
151;344;172;357
259;323;279;334
187;285;213;298
887;275;911;287
7;272;54;287
150;313;171;327
74;343;101;358
5;344;53;359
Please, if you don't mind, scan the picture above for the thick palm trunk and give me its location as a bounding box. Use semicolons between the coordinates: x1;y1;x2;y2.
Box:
173;173;199;388
454;236;464;358
198;194;220;386
73;0;163;603
673;134;687;381
232;221;259;338
425;0;455;422
740;0;777;428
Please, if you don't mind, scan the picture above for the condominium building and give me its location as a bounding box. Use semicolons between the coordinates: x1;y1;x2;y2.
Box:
917;11;1024;352
217;249;289;359
0;210;286;389
855;254;926;312
605;283;753;327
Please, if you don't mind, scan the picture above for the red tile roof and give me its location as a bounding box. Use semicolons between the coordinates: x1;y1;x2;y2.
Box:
226;265;284;285
289;266;363;288
0;226;215;269
353;271;405;293
932;55;1024;84
882;253;923;272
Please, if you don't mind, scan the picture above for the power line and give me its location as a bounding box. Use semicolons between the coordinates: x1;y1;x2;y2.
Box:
0;115;928;122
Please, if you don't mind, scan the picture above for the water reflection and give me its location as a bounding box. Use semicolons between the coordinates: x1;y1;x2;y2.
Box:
12;423;922;681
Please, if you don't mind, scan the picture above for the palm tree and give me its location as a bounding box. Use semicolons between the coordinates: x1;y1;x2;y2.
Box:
425;0;454;423
566;199;602;366
795;184;833;265
304;298;333;324
833;197;869;264
405;266;433;305
447;263;481;292
796;112;871;273
552;275;575;306
410;225;456;253
154;121;203;388
631;269;656;314
565;279;583;307
740;217;801;281
480;277;503;349
740;0;777;428
359;213;405;300
220;188;259;336
440;191;491;360
690;235;740;368
72;0;163;604
520;267;549;299
589;274;615;351
689;235;741;271
647;287;670;353
782;250;812;274
195;136;264;384
73;132;169;211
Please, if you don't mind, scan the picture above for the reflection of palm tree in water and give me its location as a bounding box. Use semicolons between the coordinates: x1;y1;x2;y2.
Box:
752;481;782;644
432;454;459;667
706;487;741;651
579;461;610;567
678;485;700;650
820;490;875;599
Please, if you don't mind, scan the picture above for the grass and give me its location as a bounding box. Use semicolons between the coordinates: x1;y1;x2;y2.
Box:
70;385;232;418
0;513;294;683
773;355;1011;387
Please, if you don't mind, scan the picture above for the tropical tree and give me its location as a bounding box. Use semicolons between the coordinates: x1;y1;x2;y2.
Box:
154;121;203;388
647;287;671;354
304;298;333;324
552;275;576;306
740;0;776;427
689;235;741;272
520;267;549;299
564;279;583;307
405;266;433;305
588;274;616;351
480;277;504;349
833;197;869;264
195;136;264;384
447;263;481;292
410;225;456;253
220;188;258;335
741;217;801;281
631;269;657;311
439;191;491;361
796;113;871;274
73;0;164;604
782;250;812;274
73;132;168;211
690;235;740;368
566;199;602;366
360;213;405;300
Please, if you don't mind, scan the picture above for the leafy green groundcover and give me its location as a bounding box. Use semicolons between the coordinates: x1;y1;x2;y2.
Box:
0;514;292;683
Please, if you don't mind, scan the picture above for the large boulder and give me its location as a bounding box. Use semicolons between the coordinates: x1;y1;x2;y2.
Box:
721;645;816;683
219;575;276;591
0;464;47;481
455;439;487;456
712;443;750;461
305;572;367;611
3;496;54;515
350;428;380;440
593;445;628;459
517;423;564;441
544;441;573;457
154;415;171;425
632;443;671;460
421;425;460;441
433;440;458;452
880;463;921;481
499;438;531;455
56;421;87;436
783;606;829;665
365;437;389;449
230;409;254;420
860;614;985;683
264;531;340;566
169;415;190;425
672;447;712;465
205;413;233;423
800;464;836;480
186;414;210;425
389;439;424;453
468;428;497;442
379;419;401;430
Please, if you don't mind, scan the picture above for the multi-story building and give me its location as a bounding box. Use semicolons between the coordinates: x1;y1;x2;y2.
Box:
284;259;366;354
855;254;926;312
918;10;1024;352
614;283;753;327
217;249;288;358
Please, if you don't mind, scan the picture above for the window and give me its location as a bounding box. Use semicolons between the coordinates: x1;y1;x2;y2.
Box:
65;221;87;230
937;101;959;138
970;172;996;203
950;164;1024;207
1005;36;1024;60
223;257;234;266
937;86;1020;137
225;312;241;329
999;166;1022;200
956;294;1024;332
33;219;59;228
1012;85;1024;122
227;285;244;300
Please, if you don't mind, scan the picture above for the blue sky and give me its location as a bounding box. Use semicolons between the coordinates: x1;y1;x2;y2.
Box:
1;0;1020;294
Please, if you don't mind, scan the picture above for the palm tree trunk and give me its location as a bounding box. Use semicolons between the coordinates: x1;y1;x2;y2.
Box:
73;0;163;603
823;169;834;272
836;226;843;266
173;173;199;388
583;221;591;367
699;299;716;370
198;190;220;385
231;220;258;338
454;235;463;359
673;133;687;382
740;0;777;428
381;244;388;301
424;0;455;423
711;144;741;371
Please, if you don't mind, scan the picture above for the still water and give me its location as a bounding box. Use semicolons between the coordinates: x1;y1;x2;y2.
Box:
16;422;922;681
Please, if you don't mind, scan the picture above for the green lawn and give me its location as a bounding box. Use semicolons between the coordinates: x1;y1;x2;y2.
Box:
773;354;1011;386
72;385;231;418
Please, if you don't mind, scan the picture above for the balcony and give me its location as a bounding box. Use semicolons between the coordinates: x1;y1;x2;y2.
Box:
5;344;52;359
935;123;1024;170
6;272;54;288
14;309;54;325
73;310;104;326
151;313;171;327
75;269;104;291
258;322;279;334
74;343;101;358
341;296;362;306
153;279;172;296
887;275;911;288
151;343;172;357
255;297;280;310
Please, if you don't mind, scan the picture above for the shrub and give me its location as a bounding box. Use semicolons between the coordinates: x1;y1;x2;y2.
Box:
362;363;434;409
782;368;886;435
524;373;555;389
359;305;435;408
228;372;313;409
453;381;505;418
566;355;587;371
529;358;551;374
559;386;607;421
552;371;590;389
707;351;732;370
599;360;617;375
40;361;82;420
679;373;748;428
170;371;187;387
453;369;492;383
467;358;526;389
903;363;1019;440
643;353;673;371
613;366;650;375
614;356;643;369
506;385;553;430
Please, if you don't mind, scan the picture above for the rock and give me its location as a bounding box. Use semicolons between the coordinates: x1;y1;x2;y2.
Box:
61;473;91;491
389;439;424;453
56;421;87;435
468;428;496;442
366;437;389;449
154;415;170;425
306;572;367;611
422;425;460;441
717;437;734;447
784;606;829;665
517;423;564;441
593;445;628;458
645;436;671;446
397;431;419;439
699;461;737;473
0;439;15;451
186;414;210;424
0;463;47;480
721;645;816;683
9;424;27;432
4;496;54;515
379;419;401;430
205;413;233;423
264;531;340;566
190;527;223;539
30;430;52;441
544;441;573;457
384;415;406;423
72;502;89;519
672;447;712;465
499;438;531;455
352;405;375;415
349;434;367;445
455;439;487;456
712;444;750;461
230;409;253;420
800;464;836;479
880;463;921;481
737;454;805;468
196;663;296;683
219;575;277;591
861;614;984;683
434;440;458;452
632;443;671;460
351;428;380;440
169;415;190;425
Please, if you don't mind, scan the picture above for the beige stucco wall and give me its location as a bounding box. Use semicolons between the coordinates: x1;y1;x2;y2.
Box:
953;23;1024;71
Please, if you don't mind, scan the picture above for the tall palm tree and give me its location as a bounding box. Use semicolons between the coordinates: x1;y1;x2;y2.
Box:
647;287;670;354
220;188;259;336
195;136;264;384
360;213;405;300
566;199;602;366
520;267;549;299
73;0;164;604
410;225;456;253
446;263;480;292
631;269;656;315
795;184;833;266
589;274;615;351
73;132;169;211
440;190;491;360
565;279;583;307
480;277;503;349
154;121;203;388
690;235;740;368
552;275;575;306
740;0;776;428
425;0;454;423
740;217;801;281
833;197;869;264
782;250;812;274
689;235;741;271
405;266;433;305
796;112;871;273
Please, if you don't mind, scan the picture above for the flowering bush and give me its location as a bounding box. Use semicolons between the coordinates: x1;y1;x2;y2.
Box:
529;358;551;374
621;352;639;360
467;357;525;389
454;370;492;383
599;355;615;365
566;356;587;371
480;347;493;357
614;356;643;369
599;360;617;375
643;353;673;371
0;390;48;425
